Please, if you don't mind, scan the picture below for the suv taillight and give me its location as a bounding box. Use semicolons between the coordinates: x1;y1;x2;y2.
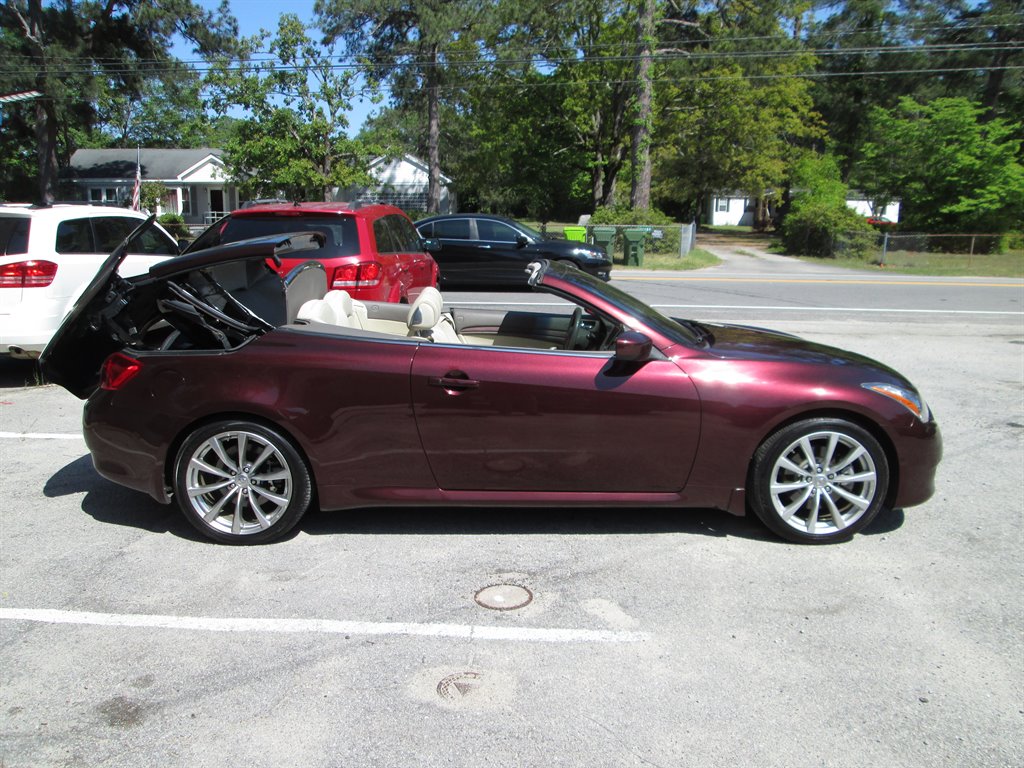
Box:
0;260;58;288
332;262;382;289
101;353;143;390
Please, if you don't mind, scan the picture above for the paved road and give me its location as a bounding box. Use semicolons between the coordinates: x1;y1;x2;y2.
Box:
1;257;1022;768
444;243;1024;326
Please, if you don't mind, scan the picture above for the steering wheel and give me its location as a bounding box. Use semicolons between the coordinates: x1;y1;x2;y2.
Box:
564;306;583;350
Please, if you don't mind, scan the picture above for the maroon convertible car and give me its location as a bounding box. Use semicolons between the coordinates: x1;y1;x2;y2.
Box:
41;220;941;545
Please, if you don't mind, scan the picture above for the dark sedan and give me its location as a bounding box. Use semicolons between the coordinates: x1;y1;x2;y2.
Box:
41;219;940;545
416;214;612;287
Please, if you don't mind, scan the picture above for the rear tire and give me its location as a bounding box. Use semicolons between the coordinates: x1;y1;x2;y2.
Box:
749;418;889;544
173;420;312;544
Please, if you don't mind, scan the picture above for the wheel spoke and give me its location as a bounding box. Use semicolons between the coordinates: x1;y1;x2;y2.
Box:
822;433;839;471
831;445;866;474
771;480;807;493
822;493;847;529
777;456;807;476
835;470;876;485
250;444;276;474
249;484;289;507
779;487;812;520
188;478;233;497
251;469;289;483
190;457;232;480
831;483;872;510
236;433;248;469
798;437;819;470
210;436;236;473
806;491;821;533
203;487;235;522
232;492;244;535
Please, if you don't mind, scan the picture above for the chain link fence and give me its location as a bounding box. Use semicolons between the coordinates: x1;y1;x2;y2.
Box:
834;231;1023;269
548;222;699;261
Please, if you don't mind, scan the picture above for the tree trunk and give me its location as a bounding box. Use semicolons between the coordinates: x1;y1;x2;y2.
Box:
25;0;57;204
629;0;654;210
426;43;441;214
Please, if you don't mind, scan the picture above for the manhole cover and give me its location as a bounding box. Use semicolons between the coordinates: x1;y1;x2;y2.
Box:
474;584;533;611
436;671;481;701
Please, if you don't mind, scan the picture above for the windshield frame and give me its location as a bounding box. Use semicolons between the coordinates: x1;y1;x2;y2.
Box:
538;260;701;347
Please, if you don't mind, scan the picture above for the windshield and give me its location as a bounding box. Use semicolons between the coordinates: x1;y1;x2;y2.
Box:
544;262;700;346
516;220;544;240
191;215;359;257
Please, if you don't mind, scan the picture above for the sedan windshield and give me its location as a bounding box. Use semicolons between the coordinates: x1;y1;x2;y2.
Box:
545;263;701;346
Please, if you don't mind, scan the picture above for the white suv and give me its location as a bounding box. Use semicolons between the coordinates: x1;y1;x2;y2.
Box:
0;205;178;358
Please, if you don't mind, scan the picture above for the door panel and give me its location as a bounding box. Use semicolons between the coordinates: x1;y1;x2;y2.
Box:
411;344;701;492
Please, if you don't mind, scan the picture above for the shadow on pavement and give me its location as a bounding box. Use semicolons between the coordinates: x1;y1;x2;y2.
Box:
45;455;903;544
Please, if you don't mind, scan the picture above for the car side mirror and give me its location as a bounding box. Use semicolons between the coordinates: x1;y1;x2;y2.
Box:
421;237;441;252
515;235;529;248
614;331;653;362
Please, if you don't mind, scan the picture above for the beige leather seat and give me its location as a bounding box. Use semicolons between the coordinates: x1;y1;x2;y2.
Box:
407;287;462;343
296;298;354;327
323;290;366;328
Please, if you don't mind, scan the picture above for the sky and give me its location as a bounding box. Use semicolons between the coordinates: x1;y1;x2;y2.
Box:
174;0;378;136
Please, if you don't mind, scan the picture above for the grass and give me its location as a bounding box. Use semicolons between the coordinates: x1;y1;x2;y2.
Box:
819;250;1024;278
616;248;721;271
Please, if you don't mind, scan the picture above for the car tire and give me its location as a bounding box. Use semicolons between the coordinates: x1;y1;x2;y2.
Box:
173;420;312;544
749;418;889;544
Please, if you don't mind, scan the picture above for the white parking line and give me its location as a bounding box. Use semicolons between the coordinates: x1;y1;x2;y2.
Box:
0;608;649;644
0;431;83;440
450;301;1022;315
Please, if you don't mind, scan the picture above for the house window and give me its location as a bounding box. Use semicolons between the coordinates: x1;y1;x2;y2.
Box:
715;198;729;212
89;187;120;205
180;187;193;216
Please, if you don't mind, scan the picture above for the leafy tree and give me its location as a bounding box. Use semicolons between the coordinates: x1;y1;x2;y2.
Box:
782;153;874;257
316;0;491;213
205;15;375;202
652;0;822;224
0;0;237;202
855;96;1024;233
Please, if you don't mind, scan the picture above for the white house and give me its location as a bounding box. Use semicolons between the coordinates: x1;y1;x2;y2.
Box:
343;154;454;214
64;148;237;226
705;192;900;227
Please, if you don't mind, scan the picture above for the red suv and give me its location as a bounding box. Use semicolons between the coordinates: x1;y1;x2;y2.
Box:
185;202;438;302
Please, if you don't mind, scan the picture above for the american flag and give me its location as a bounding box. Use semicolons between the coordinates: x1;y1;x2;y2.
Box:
131;147;141;211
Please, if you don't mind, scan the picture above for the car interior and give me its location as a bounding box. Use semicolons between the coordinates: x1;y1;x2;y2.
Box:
112;258;623;355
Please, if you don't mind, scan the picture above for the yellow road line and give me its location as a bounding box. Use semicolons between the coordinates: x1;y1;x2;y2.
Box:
614;276;1022;288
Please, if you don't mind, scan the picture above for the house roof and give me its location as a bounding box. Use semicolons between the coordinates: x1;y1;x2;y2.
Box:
65;148;225;182
369;153;451;185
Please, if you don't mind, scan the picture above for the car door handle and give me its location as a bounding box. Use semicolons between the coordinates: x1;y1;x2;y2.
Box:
477;244;491;249
429;374;480;391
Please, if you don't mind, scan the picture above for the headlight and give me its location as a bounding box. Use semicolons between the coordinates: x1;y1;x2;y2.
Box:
863;382;931;421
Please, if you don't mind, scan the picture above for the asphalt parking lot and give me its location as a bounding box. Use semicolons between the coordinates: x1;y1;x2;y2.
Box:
1;283;1022;766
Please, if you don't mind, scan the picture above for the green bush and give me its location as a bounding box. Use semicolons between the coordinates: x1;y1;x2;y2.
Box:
158;213;190;239
782;199;874;258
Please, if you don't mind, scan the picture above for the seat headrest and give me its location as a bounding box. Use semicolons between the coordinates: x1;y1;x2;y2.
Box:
407;287;444;331
323;290;354;317
296;299;337;325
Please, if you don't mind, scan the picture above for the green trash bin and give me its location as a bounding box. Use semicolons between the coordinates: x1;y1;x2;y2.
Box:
591;226;616;258
562;226;587;242
623;227;651;266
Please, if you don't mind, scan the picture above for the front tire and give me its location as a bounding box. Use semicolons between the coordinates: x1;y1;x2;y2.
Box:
749;418;889;544
173;420;312;544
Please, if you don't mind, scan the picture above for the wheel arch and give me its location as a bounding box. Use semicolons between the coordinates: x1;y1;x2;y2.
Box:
164;411;318;504
744;407;900;508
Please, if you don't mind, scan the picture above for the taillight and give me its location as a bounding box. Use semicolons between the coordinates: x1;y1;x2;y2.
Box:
0;260;58;288
331;261;382;289
101;353;143;391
